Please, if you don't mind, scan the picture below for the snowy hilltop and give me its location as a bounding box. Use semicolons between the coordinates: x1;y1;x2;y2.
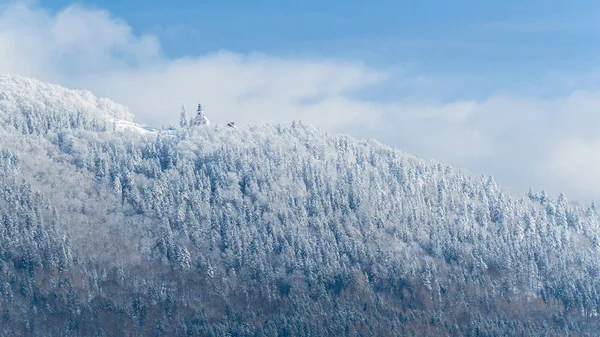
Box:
0;76;600;336
0;74;133;123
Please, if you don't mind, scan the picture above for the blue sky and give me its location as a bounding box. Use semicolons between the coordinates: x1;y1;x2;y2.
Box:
39;0;600;84
3;1;600;201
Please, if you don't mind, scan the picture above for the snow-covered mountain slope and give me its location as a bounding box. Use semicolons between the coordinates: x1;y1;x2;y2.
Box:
0;74;184;136
0;74;133;122
1;76;600;336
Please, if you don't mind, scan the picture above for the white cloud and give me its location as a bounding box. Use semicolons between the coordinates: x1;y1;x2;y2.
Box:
1;2;600;202
76;52;387;129
0;3;160;78
544;139;600;199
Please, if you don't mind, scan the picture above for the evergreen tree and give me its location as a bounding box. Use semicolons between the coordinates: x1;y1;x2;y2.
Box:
179;104;188;128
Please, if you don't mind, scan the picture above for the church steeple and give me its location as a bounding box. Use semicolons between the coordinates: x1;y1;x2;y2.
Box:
190;103;210;127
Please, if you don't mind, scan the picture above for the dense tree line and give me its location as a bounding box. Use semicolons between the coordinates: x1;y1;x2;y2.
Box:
1;75;600;335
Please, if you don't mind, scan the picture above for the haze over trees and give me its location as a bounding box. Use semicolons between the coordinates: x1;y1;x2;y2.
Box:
1;75;600;336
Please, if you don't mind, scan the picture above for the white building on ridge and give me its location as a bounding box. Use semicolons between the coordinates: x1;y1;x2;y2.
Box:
190;104;210;127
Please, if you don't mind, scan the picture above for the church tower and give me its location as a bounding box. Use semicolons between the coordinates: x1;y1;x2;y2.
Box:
190;103;210;127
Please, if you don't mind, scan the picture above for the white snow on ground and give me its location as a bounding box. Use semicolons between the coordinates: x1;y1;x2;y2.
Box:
114;120;158;134
114;119;182;136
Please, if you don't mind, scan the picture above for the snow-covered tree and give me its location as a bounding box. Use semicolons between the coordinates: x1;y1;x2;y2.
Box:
179;104;188;128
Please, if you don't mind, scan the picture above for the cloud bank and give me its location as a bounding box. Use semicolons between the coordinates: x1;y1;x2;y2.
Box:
1;2;599;202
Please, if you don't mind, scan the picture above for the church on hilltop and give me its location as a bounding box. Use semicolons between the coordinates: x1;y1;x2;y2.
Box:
190;104;210;127
180;103;236;129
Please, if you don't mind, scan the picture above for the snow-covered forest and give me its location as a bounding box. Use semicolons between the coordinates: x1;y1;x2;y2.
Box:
1;75;600;336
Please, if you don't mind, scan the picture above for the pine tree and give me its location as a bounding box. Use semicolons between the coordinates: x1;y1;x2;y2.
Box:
179;105;188;128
